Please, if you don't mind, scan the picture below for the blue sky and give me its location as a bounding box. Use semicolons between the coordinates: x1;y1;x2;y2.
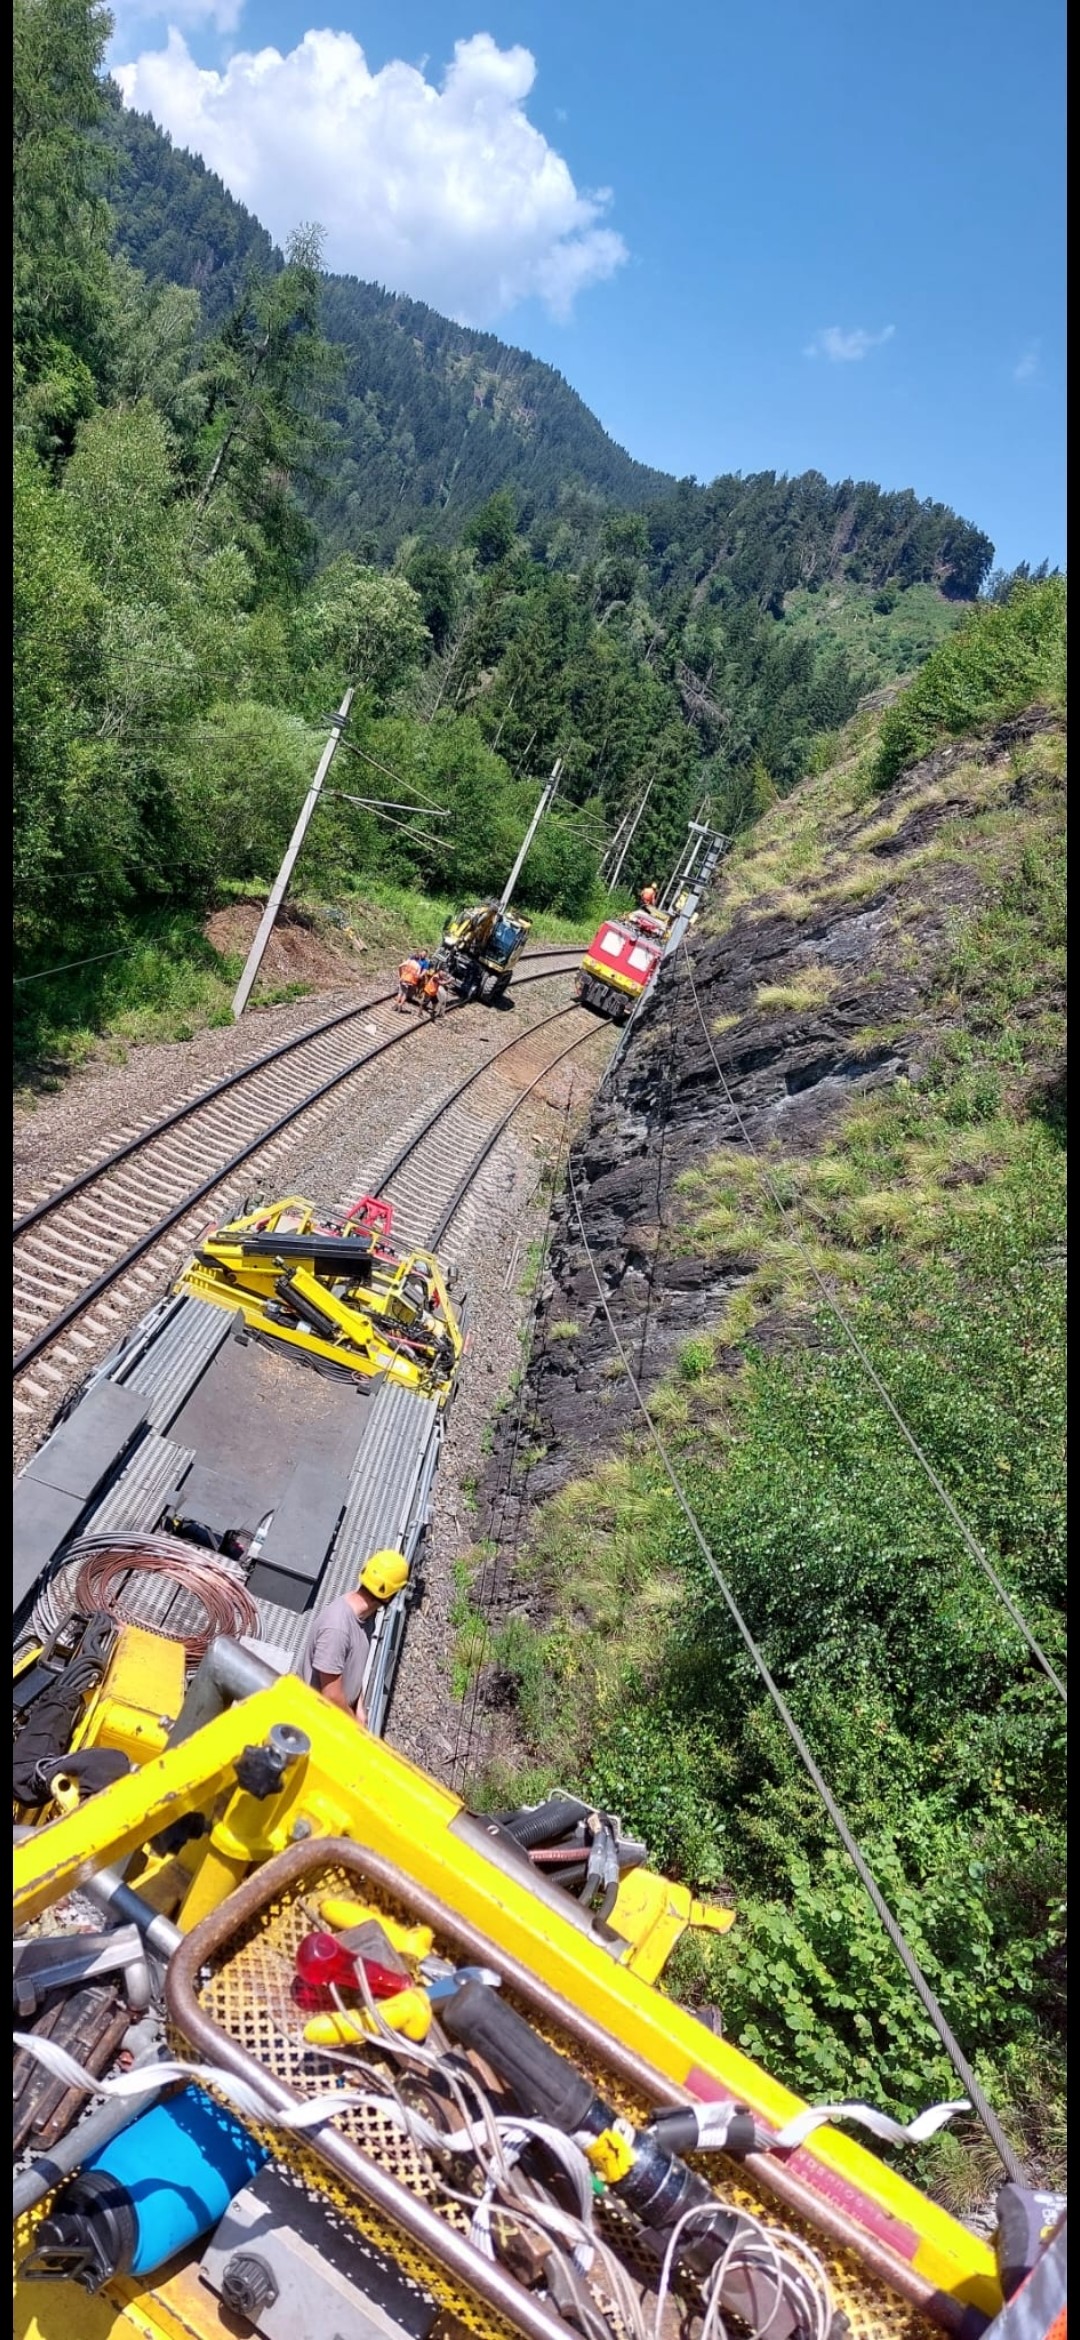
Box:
112;0;1066;575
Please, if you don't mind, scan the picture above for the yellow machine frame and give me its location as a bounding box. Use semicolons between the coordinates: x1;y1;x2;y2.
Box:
176;1197;463;1403
14;1679;1003;2332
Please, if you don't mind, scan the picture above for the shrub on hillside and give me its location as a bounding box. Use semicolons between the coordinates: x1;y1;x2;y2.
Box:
874;576;1066;785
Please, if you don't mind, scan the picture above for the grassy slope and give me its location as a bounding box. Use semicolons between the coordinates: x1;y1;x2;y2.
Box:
463;582;1067;2195
779;579;964;687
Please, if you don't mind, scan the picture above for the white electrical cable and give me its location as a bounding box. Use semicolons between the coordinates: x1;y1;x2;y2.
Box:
686;2091;971;2152
772;2096;971;2149
13;2028;843;2340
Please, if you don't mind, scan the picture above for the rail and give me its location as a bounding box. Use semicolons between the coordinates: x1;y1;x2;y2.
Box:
13;953;582;1397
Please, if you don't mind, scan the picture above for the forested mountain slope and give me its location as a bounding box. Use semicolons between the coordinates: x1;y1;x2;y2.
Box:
475;580;1067;2197
15;0;1014;1075
106;95;994;589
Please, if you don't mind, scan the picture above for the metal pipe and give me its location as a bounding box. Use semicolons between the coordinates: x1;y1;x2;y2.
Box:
78;1864;183;1962
13;1925;150;2016
166;1838;987;2338
167;1637;279;1748
13;2050;168;2217
14;1823;181;1960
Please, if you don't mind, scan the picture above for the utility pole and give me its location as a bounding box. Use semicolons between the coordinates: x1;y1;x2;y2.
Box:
604;779;653;891
498;759;562;913
599;805;633;887
231;687;355;1020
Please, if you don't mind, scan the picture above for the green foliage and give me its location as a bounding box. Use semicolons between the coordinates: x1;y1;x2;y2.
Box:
401;542;459;655
295;560;429;705
175;704;324;885
13;909;242;1066
585;1704;733;1886
101;82;275;327
681;1829;1058;2122
12;15;1009;1074
464;488;518;568
537;1182;1067;2141
14;0;114;381
875;580;1066;783
484;683;1066;2165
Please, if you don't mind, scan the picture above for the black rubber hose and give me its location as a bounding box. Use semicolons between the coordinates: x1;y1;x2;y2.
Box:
498;1796;593;1850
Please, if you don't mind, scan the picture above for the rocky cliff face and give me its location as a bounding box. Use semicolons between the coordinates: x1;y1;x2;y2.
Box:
488;708;1062;1506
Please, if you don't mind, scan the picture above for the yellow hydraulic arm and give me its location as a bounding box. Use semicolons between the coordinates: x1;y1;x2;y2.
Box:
176;1197;463;1402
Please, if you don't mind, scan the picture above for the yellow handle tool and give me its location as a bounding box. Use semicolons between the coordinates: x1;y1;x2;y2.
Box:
303;1988;433;2047
319;1896;434;1962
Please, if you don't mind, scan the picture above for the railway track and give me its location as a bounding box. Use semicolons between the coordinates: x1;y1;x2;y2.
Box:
12;950;583;1415
370;1003;602;1252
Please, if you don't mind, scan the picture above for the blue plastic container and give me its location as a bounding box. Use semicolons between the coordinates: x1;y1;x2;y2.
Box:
28;2086;268;2287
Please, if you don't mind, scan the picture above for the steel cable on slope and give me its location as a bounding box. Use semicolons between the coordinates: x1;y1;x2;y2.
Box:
629;934;682;1391
678;940;1067;1707
564;1151;1026;2187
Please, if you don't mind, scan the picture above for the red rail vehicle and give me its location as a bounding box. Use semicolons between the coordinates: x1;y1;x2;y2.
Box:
575;912;666;1022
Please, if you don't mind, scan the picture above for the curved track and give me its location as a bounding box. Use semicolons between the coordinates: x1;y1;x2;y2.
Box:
371;1005;601;1251
12;951;582;1408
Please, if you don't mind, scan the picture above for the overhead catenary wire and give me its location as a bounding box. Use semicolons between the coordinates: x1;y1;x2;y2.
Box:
324;791;449;852
564;1146;1027;2186
14;944;143;987
331;733;450;817
678;940;1067;1706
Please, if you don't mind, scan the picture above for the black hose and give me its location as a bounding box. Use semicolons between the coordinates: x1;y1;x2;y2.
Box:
498;1796;593;1851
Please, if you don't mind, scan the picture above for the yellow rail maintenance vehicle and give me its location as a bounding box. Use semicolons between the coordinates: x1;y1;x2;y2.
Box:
11;1200;1063;2340
177;1194;462;1404
13;1634;1033;2340
438;903;533;1003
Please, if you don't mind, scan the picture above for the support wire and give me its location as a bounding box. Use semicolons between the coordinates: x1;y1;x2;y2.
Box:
565;1148;1026;2186
679;942;1066;1705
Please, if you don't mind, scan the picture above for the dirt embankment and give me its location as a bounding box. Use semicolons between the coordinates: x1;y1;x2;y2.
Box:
202;899;369;991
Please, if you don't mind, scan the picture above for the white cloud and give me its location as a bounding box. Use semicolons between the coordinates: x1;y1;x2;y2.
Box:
804;324;896;363
114;29;628;325
1013;342;1040;384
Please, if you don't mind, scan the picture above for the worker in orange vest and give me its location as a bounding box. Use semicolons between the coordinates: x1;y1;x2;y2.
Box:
421;966;446;1021
395;956;422;1011
639;884;658;911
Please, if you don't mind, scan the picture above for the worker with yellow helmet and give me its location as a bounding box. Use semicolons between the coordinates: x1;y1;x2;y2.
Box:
299;1549;410;1730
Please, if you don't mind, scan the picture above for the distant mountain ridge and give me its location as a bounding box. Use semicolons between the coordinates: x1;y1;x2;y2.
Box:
104;89;995;596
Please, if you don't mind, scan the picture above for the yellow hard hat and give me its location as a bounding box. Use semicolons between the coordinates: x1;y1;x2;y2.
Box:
358;1548;410;1601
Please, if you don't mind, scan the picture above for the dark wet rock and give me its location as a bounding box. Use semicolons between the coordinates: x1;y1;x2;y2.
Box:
481;709;1065;1511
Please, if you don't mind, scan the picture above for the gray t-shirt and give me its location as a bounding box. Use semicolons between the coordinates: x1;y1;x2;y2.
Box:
300;1596;371;1711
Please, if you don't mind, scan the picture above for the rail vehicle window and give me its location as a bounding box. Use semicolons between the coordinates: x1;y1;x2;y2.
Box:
597;929;625;958
628;946;653;971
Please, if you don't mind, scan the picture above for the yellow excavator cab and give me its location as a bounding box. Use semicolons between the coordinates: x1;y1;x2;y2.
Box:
440;902;532;1000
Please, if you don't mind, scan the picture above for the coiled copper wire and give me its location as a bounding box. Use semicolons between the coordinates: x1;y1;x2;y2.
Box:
71;1541;260;1663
